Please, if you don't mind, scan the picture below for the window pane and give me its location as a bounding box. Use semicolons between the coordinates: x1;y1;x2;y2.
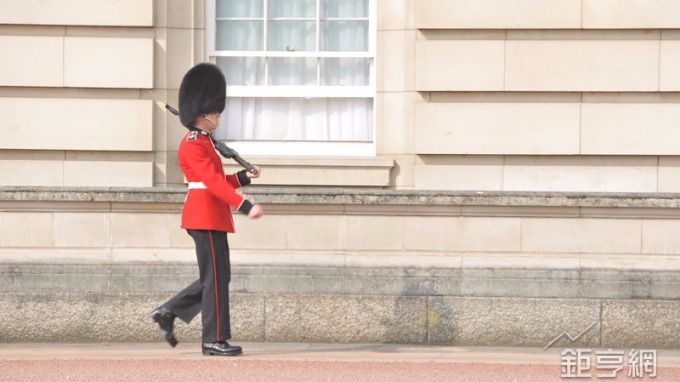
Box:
268;0;315;18
320;21;368;51
217;57;265;86
217;21;263;50
216;0;263;18
321;58;369;86
321;0;368;18
267;21;315;51
269;58;317;85
218;98;373;142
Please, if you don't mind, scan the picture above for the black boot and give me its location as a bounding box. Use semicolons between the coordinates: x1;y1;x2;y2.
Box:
202;342;243;356
151;306;178;347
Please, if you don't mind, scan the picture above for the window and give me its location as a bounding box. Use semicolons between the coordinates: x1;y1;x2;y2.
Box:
206;0;376;156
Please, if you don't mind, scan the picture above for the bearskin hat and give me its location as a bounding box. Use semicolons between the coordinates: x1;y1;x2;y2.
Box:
178;63;226;127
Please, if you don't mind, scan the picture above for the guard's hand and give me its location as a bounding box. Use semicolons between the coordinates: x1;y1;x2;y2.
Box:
247;165;261;179
248;203;264;219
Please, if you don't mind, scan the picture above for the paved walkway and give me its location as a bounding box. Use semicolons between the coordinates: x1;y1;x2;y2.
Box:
0;342;677;381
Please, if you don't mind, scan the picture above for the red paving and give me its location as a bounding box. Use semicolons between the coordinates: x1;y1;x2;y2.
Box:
0;343;676;381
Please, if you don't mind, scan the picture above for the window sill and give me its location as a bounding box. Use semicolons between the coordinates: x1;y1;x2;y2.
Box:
221;156;395;187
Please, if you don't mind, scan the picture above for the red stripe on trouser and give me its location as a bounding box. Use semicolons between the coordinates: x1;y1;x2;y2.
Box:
208;231;220;341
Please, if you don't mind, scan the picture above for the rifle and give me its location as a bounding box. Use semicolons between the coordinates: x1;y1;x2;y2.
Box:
147;91;259;175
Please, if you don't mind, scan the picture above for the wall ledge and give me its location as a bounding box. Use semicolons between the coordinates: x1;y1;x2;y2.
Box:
3;186;680;209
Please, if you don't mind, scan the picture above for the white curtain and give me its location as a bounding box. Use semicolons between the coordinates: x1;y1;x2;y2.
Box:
216;0;263;17
321;21;368;52
217;98;372;142
269;0;316;18
321;0;369;18
217;57;265;86
321;58;369;86
269;58;317;85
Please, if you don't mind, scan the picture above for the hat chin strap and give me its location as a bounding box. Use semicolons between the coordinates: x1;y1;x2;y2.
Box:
203;114;218;127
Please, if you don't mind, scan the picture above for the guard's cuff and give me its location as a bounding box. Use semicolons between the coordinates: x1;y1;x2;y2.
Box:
237;170;251;187
238;199;254;215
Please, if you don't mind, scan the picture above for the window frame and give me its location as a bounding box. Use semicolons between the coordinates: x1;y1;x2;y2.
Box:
205;0;377;157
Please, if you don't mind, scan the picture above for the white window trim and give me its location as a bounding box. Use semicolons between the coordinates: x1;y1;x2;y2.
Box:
205;0;377;157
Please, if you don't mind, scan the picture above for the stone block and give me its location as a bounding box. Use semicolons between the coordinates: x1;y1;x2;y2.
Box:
403;216;521;252
642;220;680;255
661;41;680;91
264;294;427;344
229;214;288;250
0;0;153;26
164;0;203;29
578;271;653;299
64;160;153;188
505;41;659;91
231;293;266;342
345;253;462;269
415;163;503;191
601;300;680;349
343;275;437;296
582;103;680;155
165;29;197;90
415;41;504;91
168;220;194;249
344;215;406;251
583;0;680;29
428;297;601;347
232;266;345;295
0;213;53;248
415;155;503;191
377;92;419;155
378;30;416;92
108;267;198;293
415;103;580;155
378;0;415;31
503;156;658;193
0;98;152;151
0;264;110;293
285;215;346;251
521;218;641;254
650;276;680;300
53;213;109;248
110;213;175;248
461;269;581;299
659;157;680;193
64;37;154;88
0;293;189;343
0;158;64;187
0;292;263;343
416;0;581;29
0;36;63;87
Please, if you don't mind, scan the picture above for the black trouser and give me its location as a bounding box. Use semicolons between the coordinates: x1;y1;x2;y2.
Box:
162;229;231;343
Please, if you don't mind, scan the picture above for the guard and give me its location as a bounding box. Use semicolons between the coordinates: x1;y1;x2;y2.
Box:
151;63;263;356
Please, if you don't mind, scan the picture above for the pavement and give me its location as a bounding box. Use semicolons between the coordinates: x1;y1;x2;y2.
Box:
0;342;678;381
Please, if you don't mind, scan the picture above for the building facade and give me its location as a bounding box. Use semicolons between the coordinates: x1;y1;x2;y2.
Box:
2;0;680;348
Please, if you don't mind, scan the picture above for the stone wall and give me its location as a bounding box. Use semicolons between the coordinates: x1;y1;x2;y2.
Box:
2;187;680;348
380;0;680;191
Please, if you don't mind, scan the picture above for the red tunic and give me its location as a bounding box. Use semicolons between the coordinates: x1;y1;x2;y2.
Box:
178;130;246;233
